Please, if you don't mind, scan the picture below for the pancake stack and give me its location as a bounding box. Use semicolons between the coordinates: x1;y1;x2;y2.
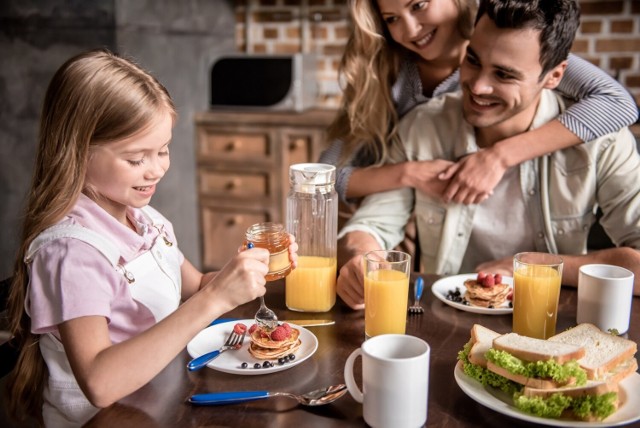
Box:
248;323;302;359
463;273;511;308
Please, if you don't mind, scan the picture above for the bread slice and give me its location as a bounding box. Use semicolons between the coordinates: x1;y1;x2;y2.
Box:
487;361;576;389
523;379;618;399
549;323;638;379
493;333;586;364
468;324;501;367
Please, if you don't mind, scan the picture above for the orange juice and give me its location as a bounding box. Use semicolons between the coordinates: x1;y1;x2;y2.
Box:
365;269;409;337
285;256;337;312
513;265;561;339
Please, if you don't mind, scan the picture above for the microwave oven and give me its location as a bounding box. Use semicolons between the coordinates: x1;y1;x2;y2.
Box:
209;53;318;112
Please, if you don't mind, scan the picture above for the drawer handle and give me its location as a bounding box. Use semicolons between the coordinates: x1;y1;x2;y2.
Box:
225;140;241;152
289;138;305;151
225;179;240;190
226;216;242;226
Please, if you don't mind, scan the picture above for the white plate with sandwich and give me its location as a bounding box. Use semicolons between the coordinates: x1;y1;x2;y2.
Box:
455;323;640;426
432;273;513;315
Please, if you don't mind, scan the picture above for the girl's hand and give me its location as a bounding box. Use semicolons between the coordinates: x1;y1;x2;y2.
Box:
202;248;270;312
439;149;508;204
287;233;299;270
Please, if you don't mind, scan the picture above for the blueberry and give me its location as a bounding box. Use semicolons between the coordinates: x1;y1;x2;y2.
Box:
278;357;285;365
254;363;261;369
488;305;494;309
241;362;248;369
263;361;271;368
288;354;295;361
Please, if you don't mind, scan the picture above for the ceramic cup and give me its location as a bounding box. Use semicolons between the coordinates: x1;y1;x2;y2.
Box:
344;334;429;428
577;264;634;334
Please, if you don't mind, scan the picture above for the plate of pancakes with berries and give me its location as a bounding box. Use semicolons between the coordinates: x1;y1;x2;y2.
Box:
431;272;513;315
187;320;318;375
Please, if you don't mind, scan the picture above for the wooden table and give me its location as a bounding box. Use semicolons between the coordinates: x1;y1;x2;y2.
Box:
86;275;640;427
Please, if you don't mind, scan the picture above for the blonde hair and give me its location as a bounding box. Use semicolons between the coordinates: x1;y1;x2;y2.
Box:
4;48;176;425
328;0;477;166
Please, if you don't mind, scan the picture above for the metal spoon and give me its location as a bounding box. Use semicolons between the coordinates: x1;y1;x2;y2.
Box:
247;241;279;330
188;384;347;407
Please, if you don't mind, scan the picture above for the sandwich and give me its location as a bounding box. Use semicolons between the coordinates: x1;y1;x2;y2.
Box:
458;324;637;421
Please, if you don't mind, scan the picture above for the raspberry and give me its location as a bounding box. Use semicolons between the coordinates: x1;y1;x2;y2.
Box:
270;326;288;341
494;273;503;284
482;275;495;287
477;272;487;282
248;324;258;334
233;323;247;335
507;290;514;301
281;323;292;333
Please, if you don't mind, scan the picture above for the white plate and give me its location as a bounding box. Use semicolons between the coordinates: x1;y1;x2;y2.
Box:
187;319;318;375
454;361;640;427
431;273;513;315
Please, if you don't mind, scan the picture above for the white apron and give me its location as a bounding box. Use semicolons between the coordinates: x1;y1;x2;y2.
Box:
25;207;182;427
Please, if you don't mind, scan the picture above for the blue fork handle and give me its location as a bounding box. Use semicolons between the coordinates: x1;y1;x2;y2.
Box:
189;391;269;405
187;349;222;371
415;276;424;300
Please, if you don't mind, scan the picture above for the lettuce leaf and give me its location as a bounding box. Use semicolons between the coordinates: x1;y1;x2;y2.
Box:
485;349;587;386
513;392;572;418
458;341;521;395
571;392;617;420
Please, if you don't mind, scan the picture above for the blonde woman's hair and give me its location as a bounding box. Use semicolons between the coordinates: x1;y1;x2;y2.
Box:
4;48;176;425
328;0;477;166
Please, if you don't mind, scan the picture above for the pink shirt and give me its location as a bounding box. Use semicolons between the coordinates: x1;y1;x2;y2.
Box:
28;194;185;343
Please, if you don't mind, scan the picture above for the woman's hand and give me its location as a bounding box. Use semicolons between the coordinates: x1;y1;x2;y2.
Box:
402;159;455;199
439;148;508;204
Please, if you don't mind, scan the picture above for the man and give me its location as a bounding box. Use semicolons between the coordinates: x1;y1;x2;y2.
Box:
337;0;640;310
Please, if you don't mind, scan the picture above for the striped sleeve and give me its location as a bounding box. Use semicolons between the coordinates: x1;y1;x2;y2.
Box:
556;54;639;142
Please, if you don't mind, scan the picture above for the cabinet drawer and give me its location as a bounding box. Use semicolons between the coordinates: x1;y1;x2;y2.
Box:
198;132;269;161
200;207;271;270
199;171;269;198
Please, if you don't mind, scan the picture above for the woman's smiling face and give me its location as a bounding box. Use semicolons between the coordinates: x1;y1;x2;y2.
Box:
377;0;464;61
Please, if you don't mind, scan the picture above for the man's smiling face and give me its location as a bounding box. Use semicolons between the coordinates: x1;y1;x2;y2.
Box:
460;15;562;138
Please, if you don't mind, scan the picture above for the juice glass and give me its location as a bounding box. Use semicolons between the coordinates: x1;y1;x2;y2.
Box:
364;250;411;338
512;252;563;339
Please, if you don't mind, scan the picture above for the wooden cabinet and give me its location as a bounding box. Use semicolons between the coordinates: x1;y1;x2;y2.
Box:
195;109;335;271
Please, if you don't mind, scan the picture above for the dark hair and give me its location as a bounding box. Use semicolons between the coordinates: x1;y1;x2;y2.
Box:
476;0;580;77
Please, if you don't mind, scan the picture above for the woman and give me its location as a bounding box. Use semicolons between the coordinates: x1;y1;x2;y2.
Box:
321;0;638;205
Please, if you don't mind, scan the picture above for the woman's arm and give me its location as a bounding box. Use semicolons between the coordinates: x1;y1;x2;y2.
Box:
441;55;639;204
556;54;638;141
346;159;454;199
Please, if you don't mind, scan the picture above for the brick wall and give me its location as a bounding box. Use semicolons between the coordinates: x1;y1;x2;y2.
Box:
234;0;640;111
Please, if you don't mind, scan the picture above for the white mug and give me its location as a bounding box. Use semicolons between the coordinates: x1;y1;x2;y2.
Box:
577;264;634;334
344;334;429;428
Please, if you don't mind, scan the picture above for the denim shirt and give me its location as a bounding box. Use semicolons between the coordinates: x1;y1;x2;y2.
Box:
339;90;640;275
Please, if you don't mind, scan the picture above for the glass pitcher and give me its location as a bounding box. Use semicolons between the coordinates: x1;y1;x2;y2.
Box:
285;163;338;312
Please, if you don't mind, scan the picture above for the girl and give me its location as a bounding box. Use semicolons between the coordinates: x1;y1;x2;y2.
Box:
321;0;638;205
4;49;297;427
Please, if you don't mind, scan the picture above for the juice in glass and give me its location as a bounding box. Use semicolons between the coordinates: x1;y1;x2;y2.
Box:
286;256;337;312
512;253;563;339
364;269;409;338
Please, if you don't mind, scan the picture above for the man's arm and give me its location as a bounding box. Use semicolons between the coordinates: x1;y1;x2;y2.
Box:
476;248;640;296
560;248;640;296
